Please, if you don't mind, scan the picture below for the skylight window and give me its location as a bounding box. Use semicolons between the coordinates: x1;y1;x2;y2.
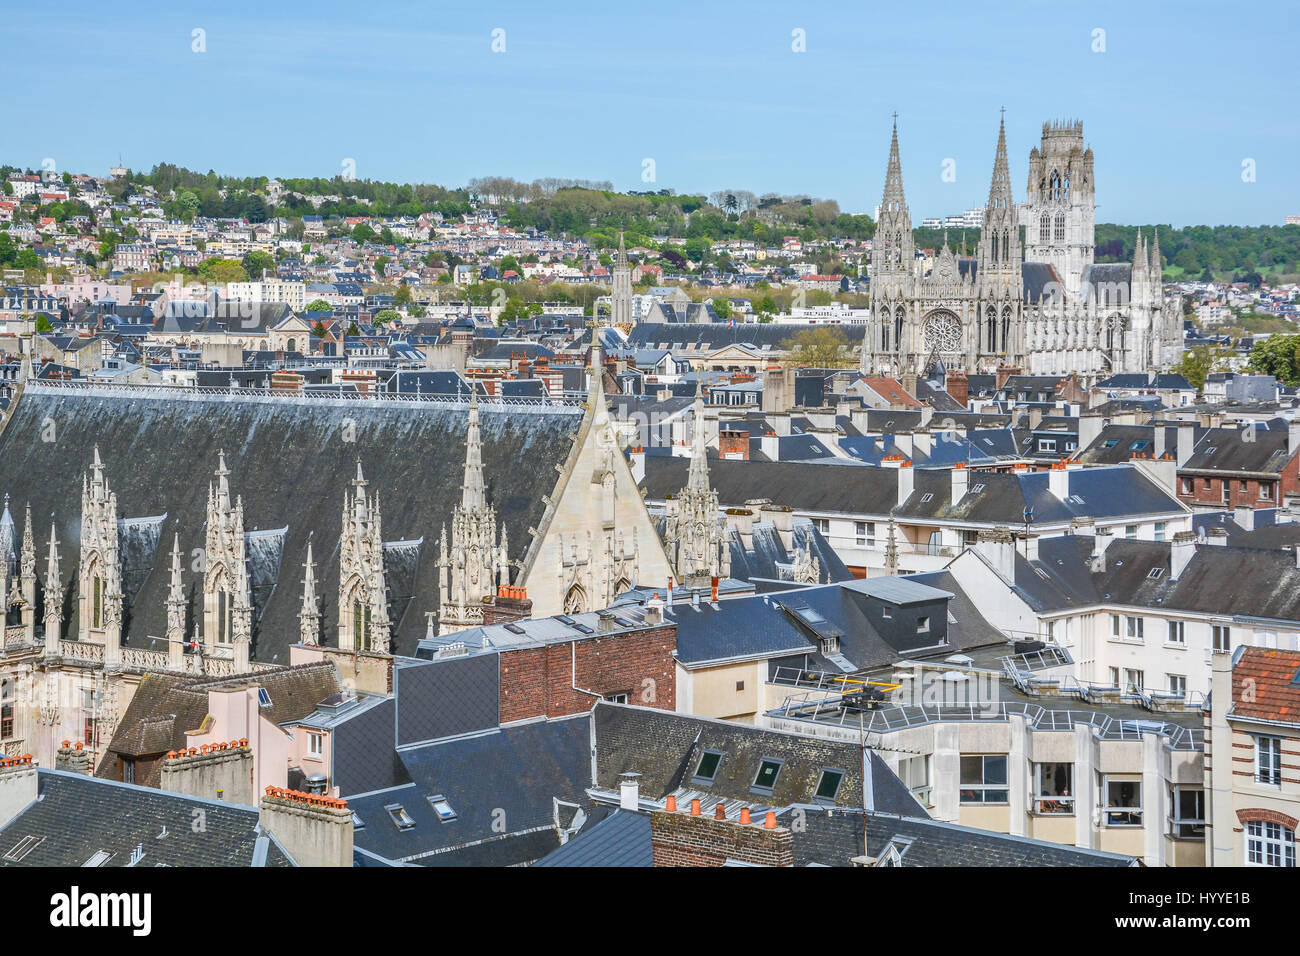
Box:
815;768;844;802
694;750;722;783
3;835;43;862
385;804;415;830
503;623;525;635
427;794;458;823
257;687;272;708
83;850;111;867
352;812;365;830
1148;567;1164;579
971;484;985;494
920;493;934;503
752;757;784;794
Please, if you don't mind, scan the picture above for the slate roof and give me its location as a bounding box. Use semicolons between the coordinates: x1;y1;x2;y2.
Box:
726;519;853;586
644;458;1185;527
1182;425;1295;477
532;810;653;867
345;714;593;866
1006;534;1300;621
784;807;1136;867
0;770;295;867
592;702;926;816
0;387;584;660
1074;424;1182;465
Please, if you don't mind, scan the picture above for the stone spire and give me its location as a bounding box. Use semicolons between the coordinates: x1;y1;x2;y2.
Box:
881;115;907;213
79;445;123;660
202;451;251;665
42;521;61;655
1132;228;1146;271
19;502;36;638
1150;227;1161;277
687;378;711;493
338;459;389;653
165;534;186;668
299;541;320;646
987;112;1013;207
884;514;900;575
461;389;486;511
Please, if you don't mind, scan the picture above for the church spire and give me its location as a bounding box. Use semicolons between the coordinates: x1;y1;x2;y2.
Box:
617;231;628;270
687;377;711;493
42;521;61;654
881;113;907;213
987;111;1013;208
299;541;320;646
1150;227;1161;276
460;389;486;511
214;449;231;512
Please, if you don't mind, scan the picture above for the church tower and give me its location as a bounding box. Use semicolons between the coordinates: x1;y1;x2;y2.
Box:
662;381;730;586
1023;120;1095;299
610;231;634;327
338;460;390;653
437;391;510;634
976;114;1023;358
866;117;915;371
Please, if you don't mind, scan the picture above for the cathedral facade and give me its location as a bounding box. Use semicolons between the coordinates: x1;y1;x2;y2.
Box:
862;117;1182;378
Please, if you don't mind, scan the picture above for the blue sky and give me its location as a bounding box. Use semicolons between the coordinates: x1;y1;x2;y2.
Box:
2;0;1295;225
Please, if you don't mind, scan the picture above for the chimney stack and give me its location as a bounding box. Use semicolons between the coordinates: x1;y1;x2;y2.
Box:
619;773;641;811
258;786;354;867
976;527;1016;582
1048;458;1069;500
0;755;37;832
1090;528;1114;572
895;460;914;508
1170;530;1196;581
1233;504;1255;533
950;463;969;502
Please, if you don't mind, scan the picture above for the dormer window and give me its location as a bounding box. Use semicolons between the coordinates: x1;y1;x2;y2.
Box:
385;804;415;830
693;750;722;784
751;757;784;795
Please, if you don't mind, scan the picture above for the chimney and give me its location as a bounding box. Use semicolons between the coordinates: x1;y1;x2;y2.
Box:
1176;421;1196;466
762;364;790;413
650;804;794;867
1077;415;1104;453
644;593;665;624
1152;425;1166;461
1024;534;1039;562
769;412;792;437
1170;530;1196;581
619;772;641;811
711;576;719;603
718;428;749;461
1048;459;1069;500
160;741;254;805
760;431;780;461
1293;545;1300;570
258;786;354;867
54;741;91;775
597;610;618;633
945;371;969;407
976;527;1016;582
1027;407;1045;430
891;432;914;459
950;463;969;501
1091;528;1114;572
1233;504;1255;533
895;460;914;508
1290;419;1300;458
0;755;37;831
912;430;933;459
901;372;919;403
760;502;795;550
995;365;1020;390
1206;526;1229;547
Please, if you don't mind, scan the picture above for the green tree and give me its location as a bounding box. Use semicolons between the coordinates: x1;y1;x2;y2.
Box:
197;258;248;284
711;297;732;320
1247;334;1300;385
394;284;413;306
306;299;333;312
352;223;376;243
241;250;275;279
373;309;401;325
781;327;853;368
1174;343;1232;391
34;314;53;333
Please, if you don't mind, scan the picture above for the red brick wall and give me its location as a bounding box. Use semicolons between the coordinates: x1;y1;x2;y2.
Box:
650;810;793;867
1235;807;1299;831
718;430;750;461
1178;472;1285;509
498;625;676;722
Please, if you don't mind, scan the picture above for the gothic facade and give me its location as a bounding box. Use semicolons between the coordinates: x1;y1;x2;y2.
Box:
0;355;674;770
862;117;1182;378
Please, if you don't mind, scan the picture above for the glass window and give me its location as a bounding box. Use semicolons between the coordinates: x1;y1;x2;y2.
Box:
1103;778;1143;826
959;754;1009;804
1256;735;1282;785
900;754;931;807
385;804;415;830
1212;625;1231;652
1247;820;1296;867
693;750;722;783
1167;620;1185;645
752;757;783;793
1034;763;1074;814
1169;787;1205;840
815;769;843;802
427;795;457;823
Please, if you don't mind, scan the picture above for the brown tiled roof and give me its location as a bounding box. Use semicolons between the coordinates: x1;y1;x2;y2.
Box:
1231;646;1300;726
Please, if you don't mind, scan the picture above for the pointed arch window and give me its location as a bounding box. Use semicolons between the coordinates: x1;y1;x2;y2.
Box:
880;308;890;351
1001;307;1011;354
1054;214;1065;242
894;307;904;349
986;307;997;352
92;574;104;629
1050;171;1062;201
991;234;999;262
1002;230;1011;263
353;599;372;650
215;586;232;645
1040;213;1050;244
564;585;587;615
